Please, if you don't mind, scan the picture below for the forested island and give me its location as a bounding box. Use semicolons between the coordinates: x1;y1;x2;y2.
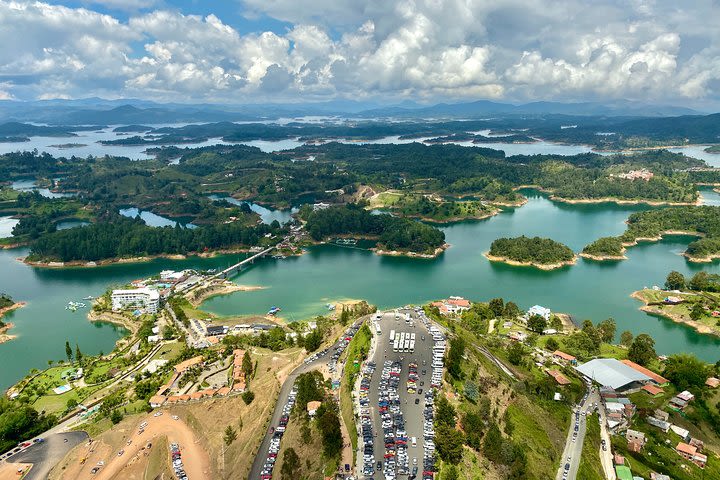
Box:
486;236;576;269
580;236;627;260
583;206;720;262
24;216;283;265
303;203;446;256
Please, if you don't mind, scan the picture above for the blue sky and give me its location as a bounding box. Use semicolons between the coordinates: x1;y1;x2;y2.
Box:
0;0;718;107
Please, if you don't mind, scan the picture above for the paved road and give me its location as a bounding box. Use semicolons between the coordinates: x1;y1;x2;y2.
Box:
4;432;88;480
248;317;366;480
597;398;616;479
362;310;436;479
556;386;597;480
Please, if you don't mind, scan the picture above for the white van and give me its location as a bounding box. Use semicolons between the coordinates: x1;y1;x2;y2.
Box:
411;436;417;447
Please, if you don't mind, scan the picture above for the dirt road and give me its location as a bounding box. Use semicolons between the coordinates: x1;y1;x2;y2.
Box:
60;414;211;480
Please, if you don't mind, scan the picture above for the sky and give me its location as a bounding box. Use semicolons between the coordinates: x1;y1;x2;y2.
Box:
0;0;718;107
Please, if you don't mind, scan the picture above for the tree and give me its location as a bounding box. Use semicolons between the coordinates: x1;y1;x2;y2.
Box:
317;407;342;457
435;395;456;428
690;302;705;321
442;464;459;480
281;447;301;480
75;344;83;366
508;342;524;365
242;351;253;381
689;271;710;291
447;337;465;380
663;354;709;390
489;298;504;318
110;409;123;424
66;398;78;410
339;308;350;326
620;331;633;348
628;334;656;366
665;270;685;290
597;318;617;343
65;341;72;363
242;390;255;405
435;424;465;464
526;333;538;347
482;423;504;463
550;316;563;332
223;425;237;446
527;314;546;333
303;329;323;352
502;301;521;319
545;337;559;352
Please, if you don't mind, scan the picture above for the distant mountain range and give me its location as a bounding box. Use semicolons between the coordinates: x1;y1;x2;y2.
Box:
0;98;705;125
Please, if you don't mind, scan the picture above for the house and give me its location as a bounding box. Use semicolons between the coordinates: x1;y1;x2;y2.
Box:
670;390;695;410
613;454;624;465
654;409;669;422
626;429;646;447
650;474;671;480
149;395;166;408
527;305;551;321
646;416;670;433
547;369;571;385
508;331;527;342
641;384;663;396
690;438;704;451
111;287;160;313
705;377;720;388
432;297;471;315
174;356;203;374
671;425;690;441
552;350;577;365
307;400;322;417
676;442;707;468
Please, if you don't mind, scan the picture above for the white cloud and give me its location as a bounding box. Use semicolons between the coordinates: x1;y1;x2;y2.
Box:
0;0;717;104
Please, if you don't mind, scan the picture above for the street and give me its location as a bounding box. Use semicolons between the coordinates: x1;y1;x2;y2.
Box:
556;384;599;480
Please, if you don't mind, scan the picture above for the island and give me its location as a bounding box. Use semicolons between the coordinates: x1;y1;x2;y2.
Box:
704;145;720;154
583;205;720;262
302;203;447;257
632;271;720;336
580;236;627;260
485;236;577;270
367;191;501;223
0;294;23;343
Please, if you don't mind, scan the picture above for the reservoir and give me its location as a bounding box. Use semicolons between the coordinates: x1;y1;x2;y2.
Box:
2;190;719;390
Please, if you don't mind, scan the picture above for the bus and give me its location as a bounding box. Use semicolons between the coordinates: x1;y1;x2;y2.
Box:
390;330;396;342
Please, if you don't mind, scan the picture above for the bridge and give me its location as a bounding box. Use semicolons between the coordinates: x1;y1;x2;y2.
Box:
209;246;275;280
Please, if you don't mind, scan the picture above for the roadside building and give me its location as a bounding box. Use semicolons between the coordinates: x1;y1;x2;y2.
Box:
552;350;577;365
431;296;471;315
111;287;160;313
620;359;669;385
149;395;166;408
307;400;322;417
671;425;690;442
575;358;652;391
705;377;719;388
626;429;646;448
205;324;225;336
654;409;669;422
670;390;695;410
174;355;203;374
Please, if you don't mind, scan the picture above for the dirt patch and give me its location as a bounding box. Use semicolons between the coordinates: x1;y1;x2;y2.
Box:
0;463;32;480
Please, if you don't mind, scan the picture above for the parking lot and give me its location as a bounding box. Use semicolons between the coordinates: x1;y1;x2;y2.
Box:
358;308;445;480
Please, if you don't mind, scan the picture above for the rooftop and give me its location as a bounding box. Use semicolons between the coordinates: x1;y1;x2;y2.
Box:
621;359;669;384
676;442;697;456
575;358;652;390
553;350;576;361
641;384;663;396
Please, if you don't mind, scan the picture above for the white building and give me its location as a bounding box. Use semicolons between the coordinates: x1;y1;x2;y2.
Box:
111;288;160;314
526;305;551;321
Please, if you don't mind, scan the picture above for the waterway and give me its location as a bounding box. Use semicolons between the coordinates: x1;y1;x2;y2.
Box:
118;207;197;229
207;195;297;225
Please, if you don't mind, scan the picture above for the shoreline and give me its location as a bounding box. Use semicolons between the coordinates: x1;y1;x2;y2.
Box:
0;322;16;344
579;252;628;261
484;252;577;270
406;209;501;224
186;282;265;307
631;290;720;337
374;243;450;259
87;310;138;335
20;247;263;268
515;185;700;206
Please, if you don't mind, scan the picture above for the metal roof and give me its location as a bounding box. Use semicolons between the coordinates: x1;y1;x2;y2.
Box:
575;358;651;390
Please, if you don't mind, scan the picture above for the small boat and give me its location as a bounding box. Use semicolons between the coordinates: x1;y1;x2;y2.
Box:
326;303;336;311
83;296;94;300
335;238;357;246
267;306;281;315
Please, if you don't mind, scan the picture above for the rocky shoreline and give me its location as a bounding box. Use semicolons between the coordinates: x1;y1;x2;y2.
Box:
374;243;450;259
483;253;578;270
579;252;628;261
186;282;265;307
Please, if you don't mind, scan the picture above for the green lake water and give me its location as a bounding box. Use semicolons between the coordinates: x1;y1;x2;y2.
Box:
1;190;720;390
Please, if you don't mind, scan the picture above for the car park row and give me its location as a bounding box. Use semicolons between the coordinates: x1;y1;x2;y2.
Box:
170;442;187;480
260;384;297;479
359;360;377;478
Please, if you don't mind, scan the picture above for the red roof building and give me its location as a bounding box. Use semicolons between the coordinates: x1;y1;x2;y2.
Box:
621;359;669;385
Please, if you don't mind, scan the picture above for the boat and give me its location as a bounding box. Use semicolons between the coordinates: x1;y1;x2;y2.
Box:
83;296;94;300
66;301;87;311
326;303;336;311
267;306;281;315
335;238;357;246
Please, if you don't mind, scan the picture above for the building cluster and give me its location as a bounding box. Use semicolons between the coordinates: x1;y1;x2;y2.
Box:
149;350;249;408
611;169;654;181
110;269;203;315
431;296;471;315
